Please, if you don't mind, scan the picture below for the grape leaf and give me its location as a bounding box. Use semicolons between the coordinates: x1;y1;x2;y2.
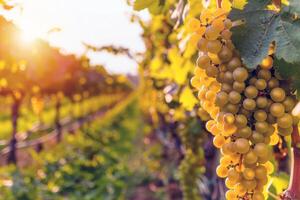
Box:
229;9;277;69
229;1;300;69
274;58;300;92
179;86;197;111
243;0;272;11
288;0;300;16
274;12;300;63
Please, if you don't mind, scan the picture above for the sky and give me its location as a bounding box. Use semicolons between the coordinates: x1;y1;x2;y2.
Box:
1;0;149;74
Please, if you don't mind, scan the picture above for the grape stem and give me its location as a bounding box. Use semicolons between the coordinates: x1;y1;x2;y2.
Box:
281;125;300;200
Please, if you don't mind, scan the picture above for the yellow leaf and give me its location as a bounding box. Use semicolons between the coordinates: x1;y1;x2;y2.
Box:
179;87;198;111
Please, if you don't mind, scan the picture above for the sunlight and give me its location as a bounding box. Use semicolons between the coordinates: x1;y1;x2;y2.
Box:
18;20;41;43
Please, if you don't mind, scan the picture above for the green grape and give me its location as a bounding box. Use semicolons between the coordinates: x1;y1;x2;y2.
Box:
243;98;256;111
245;86;258;99
218;46;233;62
207;40;222;53
228;91;241;104
254;110;267;122
227;57;241;71
255;79;267;90
233;67;248;82
234;138;250;154
270;103;285;117
235;114;247;128
270;87;286;102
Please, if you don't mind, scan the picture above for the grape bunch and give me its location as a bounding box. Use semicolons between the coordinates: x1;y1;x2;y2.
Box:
189;9;298;200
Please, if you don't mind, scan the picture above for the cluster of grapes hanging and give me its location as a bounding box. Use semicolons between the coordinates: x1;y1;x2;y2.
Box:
189;8;298;200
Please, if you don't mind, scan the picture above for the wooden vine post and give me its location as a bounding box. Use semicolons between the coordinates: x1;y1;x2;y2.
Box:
281;126;300;199
7;92;22;164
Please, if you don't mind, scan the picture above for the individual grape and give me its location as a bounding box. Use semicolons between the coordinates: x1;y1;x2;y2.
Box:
232;81;245;93
213;134;226;148
245;86;258;99
218;46;233;62
256;97;268;109
205;120;216;131
268;77;279;89
227;57;241;71
249;77;258;85
254;110;267;121
269;103;285;117
233;67;248;82
225;190;237;199
207;40;222;53
224;71;234;83
216;165;229;178
221;29;232;40
224;19;232;29
242;168;255;180
234;138;250;154
255;165;267;179
264;125;275;136
243;98;256;111
260;56;273;69
224;113;235;124
253;192;265;200
242;179;257;190
257;69;271;81
234;183;247;196
224;103;239;114
222;83;233;93
197;38;208;51
206;65;219;78
212;18;225;31
270;87;286;102
205;90;216;100
215;91;229;107
221;142;236;155
255;79;267;90
283;96;296;112
254;143;268;158
227;168;241;182
277;113;293;128
225;178;236;189
243;150;258;165
228;91;241;104
197;55;210;69
250;131;264;144
234;126;252;138
205;26;220;40
220;156;232;165
235;114;247;128
278;126;293;136
255;122;269;134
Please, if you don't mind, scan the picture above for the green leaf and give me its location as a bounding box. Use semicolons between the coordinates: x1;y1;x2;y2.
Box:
229;9;277;69
229;1;300;69
274;58;300;92
243;0;272;11
274;12;300;63
288;0;300;16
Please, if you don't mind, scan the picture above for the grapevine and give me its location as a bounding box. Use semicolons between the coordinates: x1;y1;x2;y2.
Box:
190;6;299;200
